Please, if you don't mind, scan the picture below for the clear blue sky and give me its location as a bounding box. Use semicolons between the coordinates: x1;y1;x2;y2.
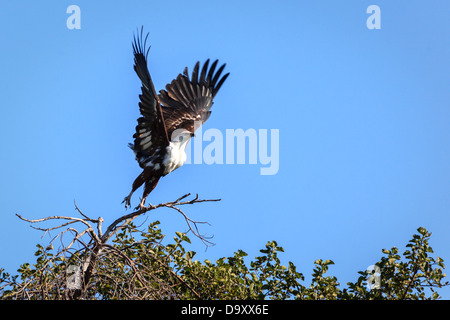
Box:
1;0;450;298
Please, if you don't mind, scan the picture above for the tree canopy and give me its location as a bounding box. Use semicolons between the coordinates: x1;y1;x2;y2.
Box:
0;196;448;300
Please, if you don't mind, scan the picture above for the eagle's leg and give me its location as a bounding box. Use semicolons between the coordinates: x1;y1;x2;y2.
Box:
122;170;148;209
135;177;160;211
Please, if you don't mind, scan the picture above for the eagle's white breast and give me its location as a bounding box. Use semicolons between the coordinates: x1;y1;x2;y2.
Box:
162;141;187;175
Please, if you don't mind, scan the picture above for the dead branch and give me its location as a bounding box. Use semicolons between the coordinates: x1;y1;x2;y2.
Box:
101;193;220;244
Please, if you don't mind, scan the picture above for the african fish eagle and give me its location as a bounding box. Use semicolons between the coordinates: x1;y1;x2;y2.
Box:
123;29;229;210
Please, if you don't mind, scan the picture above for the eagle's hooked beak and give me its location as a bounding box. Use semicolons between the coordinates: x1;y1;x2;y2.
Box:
190;133;195;138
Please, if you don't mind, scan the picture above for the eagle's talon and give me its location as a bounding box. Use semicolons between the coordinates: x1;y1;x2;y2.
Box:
122;196;131;209
134;199;147;210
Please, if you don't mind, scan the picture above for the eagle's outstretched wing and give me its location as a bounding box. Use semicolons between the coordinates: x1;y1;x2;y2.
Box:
130;28;169;168
159;59;229;138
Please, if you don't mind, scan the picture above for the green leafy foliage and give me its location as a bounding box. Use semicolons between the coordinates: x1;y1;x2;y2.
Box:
344;227;448;299
0;224;447;300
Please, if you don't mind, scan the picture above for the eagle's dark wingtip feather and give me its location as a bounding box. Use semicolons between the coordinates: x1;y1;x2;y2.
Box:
143;30;151;59
213;71;229;98
191;61;200;86
199;59;210;86
206;60;219;85
132;26;151;58
210;63;226;88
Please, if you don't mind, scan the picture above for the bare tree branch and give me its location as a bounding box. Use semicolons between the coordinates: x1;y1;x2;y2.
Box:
101;193;220;244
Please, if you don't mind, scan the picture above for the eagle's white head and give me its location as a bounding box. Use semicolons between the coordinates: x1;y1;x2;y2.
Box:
171;129;194;148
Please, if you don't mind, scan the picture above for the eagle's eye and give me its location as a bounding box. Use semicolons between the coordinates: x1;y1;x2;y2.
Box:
179;136;184;142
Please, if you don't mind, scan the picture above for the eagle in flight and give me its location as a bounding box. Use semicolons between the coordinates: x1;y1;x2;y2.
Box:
123;29;229;210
